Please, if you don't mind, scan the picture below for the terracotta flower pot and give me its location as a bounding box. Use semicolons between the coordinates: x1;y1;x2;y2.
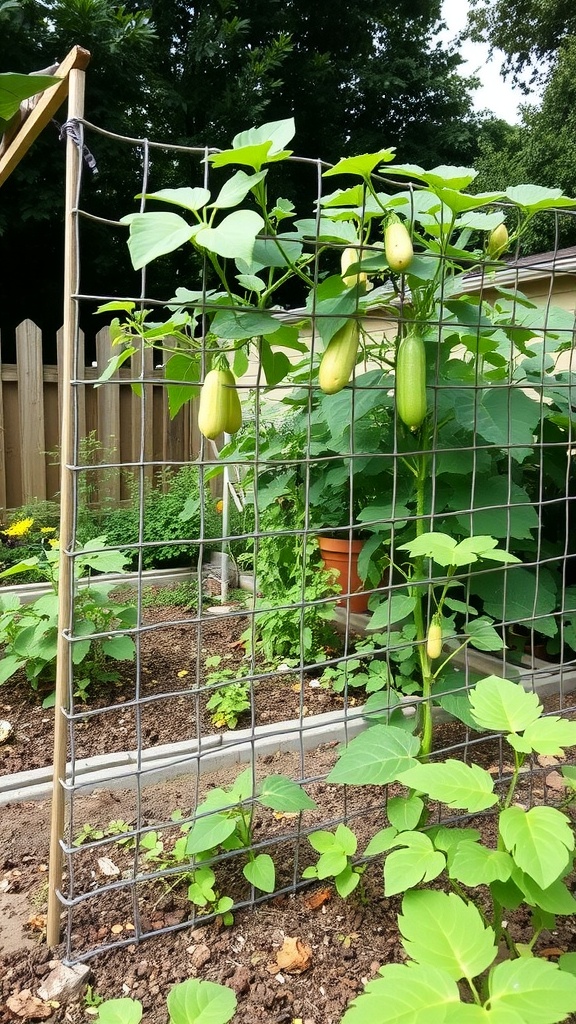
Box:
317;535;370;614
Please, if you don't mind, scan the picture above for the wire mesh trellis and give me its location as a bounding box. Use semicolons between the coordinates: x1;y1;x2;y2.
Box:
45;111;576;964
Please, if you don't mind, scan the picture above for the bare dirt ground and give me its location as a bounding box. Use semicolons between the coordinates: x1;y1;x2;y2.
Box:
1;591;576;1022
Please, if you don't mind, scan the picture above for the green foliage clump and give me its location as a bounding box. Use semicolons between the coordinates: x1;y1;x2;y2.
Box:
0;536;136;704
97;467;223;570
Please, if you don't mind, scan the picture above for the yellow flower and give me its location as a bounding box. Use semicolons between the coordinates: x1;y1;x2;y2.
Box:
216;500;224;514
48;538;60;549
40;526;56;535
3;517;34;538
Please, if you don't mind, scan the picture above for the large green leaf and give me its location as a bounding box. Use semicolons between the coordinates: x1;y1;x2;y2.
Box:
166;977;237;1024
499;806;574;889
397;761;498;813
514;872;576;914
384;832;445;896
210;170;267;209
195;210;264;262
505;185;576;212
471;566;557;623
124;212;197;269
438;190;505;215
386;795;424;832
137;187;211;211
165;352;201;418
397;533;518;569
243;854;275;893
101;636;135;661
0;71;58;123
453;387;541;461
367;593;415;629
508;716;576;756
208;119;294;171
399;890;497;981
323;149;396;179
97;999;142;1024
465;618;505;652
488;958;576;1023
185;813;237;856
258;775;316;811
210;308;279;339
327;725;420;786
340;962;460;1024
249;234;303;269
449;841;513;887
0;654;26;684
378;164;478;190
469;675;542;734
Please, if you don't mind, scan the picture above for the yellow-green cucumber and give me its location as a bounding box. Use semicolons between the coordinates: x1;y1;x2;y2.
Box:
395;330;427;431
318;320;360;395
487;222;509;258
198;367;242;439
426;618;443;660
385;220;413;272
341;246;368;290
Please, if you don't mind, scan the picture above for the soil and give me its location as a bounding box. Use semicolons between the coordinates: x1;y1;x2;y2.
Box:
1;587;576;1022
0;591;349;776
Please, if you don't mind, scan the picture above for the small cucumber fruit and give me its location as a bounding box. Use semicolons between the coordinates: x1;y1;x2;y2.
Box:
318;320;360;395
395;330;427;431
385;220;413;272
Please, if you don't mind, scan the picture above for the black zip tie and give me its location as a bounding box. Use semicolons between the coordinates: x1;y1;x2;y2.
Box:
54;117;98;176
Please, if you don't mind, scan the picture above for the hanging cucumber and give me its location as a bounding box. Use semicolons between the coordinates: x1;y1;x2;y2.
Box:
318;320;361;395
395;330;427;431
426;617;443;660
198;367;242;440
385;219;413;272
487;222;509;258
341;246;368;290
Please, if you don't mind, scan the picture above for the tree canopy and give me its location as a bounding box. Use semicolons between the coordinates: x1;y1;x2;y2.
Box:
0;0;481;348
467;0;576;87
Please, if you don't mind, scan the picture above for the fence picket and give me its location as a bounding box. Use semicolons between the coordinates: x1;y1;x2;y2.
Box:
16;320;46;502
0;322;200;513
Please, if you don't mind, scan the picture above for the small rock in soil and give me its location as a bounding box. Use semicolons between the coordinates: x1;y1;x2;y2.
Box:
36;962;90;1003
229;964;252;994
187;943;211;969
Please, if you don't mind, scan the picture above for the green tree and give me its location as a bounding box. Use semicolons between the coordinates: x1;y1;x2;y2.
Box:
472;37;576;253
0;0;481;344
467;0;576;87
145;0;480;166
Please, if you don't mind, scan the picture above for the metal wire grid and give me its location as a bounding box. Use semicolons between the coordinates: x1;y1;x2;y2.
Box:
50;117;576;963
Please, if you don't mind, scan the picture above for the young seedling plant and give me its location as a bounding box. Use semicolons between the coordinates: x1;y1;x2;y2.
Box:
95;978;236;1024
184;766;316;906
366;531;521;757
319;673;576;1023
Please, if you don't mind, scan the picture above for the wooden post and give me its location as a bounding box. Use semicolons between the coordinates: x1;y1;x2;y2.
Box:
16;320;46;501
47;64;87;950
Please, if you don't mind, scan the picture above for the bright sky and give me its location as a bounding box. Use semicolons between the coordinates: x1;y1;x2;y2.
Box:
440;0;538;124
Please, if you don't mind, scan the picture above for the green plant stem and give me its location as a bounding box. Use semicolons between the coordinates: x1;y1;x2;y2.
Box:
412;443;434;757
503;751;523;810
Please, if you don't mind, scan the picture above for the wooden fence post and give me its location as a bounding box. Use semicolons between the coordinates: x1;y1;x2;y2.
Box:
16;320;46;501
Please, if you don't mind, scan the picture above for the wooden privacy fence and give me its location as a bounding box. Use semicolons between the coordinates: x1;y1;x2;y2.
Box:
0;320;201;512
